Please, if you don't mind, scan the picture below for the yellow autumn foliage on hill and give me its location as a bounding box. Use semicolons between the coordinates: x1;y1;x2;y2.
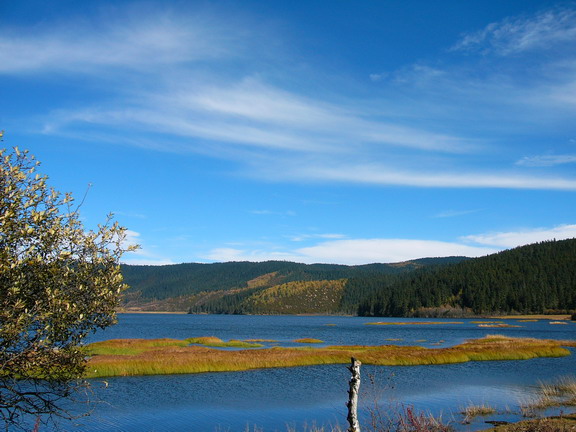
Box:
245;279;347;314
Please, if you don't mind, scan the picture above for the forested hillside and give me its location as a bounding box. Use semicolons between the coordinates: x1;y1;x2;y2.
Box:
120;258;464;312
120;239;576;316
357;239;576;317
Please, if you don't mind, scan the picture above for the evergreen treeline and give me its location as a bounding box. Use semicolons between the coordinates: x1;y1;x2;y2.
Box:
357;239;576;317
121;258;460;312
121;260;424;301
121;240;576;316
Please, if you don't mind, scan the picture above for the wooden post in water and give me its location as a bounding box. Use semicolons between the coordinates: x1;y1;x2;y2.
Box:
346;357;362;432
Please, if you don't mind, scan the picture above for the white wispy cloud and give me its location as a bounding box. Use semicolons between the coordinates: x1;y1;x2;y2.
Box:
276;162;576;190
451;7;576;55
516;154;576;167
204;223;576;265
120;230;176;266
42;76;473;156
203;247;300;263
0;11;237;74
4;5;576;191
204;239;497;265
462;224;576;248
294;239;497;264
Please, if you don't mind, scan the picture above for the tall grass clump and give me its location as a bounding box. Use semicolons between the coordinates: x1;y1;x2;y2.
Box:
460;403;496;422
520;376;576;417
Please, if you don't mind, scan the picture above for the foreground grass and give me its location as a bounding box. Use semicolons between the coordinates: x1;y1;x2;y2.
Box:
485;413;576;432
520;376;576;417
85;335;575;379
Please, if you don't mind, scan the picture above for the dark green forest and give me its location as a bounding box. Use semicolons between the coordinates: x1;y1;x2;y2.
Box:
120;239;576;316
357;239;576;317
121;258;463;313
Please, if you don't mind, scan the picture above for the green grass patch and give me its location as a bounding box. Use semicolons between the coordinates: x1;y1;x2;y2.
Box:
86;338;190;356
294;338;324;344
187;337;263;348
486;414;576;432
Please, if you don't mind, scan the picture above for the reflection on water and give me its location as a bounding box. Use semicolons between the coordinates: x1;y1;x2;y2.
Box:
56;315;576;431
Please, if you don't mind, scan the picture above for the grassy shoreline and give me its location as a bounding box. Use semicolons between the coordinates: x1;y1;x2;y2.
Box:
117;310;574;320
488;314;572;321
483;413;576;431
85;335;576;379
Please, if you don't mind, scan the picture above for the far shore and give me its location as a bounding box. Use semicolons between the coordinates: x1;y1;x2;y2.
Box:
488;314;572;320
117;310;573;320
117;310;187;314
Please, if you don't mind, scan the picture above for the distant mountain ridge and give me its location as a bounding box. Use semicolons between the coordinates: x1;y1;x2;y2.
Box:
120;257;467;313
120;238;576;317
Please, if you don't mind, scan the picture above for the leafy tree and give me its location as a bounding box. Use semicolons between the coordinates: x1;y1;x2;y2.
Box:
0;147;136;428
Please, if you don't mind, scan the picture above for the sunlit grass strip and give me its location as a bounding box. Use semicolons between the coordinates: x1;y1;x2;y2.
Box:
85;335;574;379
86;338;190;356
471;321;503;324
366;321;464;326
478;324;522;328
187;337;263;348
294;338;324;344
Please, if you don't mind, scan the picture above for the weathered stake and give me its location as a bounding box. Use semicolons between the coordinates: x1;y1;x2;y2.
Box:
346;357;362;432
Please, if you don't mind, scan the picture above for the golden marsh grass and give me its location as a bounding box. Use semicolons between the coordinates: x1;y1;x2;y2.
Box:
187;337;264;348
366;321;464;326
294;338;324;344
85;335;574;379
519;376;576;416
478;324;522;328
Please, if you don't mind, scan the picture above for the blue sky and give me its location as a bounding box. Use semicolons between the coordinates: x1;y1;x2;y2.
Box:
2;0;576;265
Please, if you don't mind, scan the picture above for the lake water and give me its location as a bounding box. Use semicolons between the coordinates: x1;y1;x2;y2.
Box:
56;314;576;431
